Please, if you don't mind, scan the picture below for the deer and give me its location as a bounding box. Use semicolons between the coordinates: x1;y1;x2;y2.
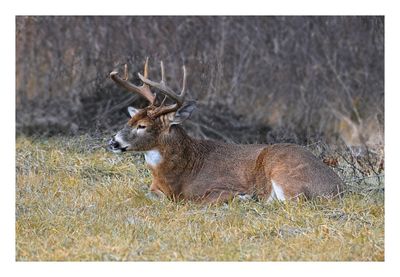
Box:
107;58;344;204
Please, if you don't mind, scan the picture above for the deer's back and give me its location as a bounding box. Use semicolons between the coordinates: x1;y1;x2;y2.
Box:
186;141;343;200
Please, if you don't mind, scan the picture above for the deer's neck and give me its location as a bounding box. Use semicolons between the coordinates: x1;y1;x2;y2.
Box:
147;125;215;197
158;125;210;170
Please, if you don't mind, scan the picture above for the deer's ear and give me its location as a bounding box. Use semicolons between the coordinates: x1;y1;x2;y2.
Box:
169;101;196;125
127;107;139;117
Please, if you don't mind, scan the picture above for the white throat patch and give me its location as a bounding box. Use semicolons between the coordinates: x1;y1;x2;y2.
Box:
144;150;163;167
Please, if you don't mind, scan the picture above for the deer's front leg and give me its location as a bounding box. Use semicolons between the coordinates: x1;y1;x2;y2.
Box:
199;190;238;204
146;182;166;200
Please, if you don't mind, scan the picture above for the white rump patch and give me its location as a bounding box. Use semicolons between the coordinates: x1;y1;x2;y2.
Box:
268;180;286;201
144;150;163;167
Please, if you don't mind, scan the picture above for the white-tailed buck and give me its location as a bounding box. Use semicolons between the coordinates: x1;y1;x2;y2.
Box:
108;58;344;203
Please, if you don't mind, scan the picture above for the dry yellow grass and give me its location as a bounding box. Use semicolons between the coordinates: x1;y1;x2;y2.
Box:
16;136;384;261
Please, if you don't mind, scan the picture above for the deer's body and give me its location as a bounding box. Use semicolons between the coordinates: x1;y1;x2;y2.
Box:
141;125;343;203
108;59;344;204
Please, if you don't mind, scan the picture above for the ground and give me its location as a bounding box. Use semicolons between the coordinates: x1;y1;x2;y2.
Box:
15;136;384;261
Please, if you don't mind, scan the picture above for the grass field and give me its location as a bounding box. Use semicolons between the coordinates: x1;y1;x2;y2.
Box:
15;136;384;261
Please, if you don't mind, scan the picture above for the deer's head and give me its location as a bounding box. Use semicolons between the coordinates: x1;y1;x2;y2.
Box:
108;58;195;153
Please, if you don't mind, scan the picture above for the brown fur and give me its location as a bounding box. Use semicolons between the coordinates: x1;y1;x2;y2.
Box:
113;108;344;203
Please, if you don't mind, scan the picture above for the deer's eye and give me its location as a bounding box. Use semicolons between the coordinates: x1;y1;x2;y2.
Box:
137;125;146;130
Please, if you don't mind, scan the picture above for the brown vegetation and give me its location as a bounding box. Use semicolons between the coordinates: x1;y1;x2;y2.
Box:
16;16;384;147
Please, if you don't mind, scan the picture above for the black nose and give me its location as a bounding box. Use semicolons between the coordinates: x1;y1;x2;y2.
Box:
108;139;120;149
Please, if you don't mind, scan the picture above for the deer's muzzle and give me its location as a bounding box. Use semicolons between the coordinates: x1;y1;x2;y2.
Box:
108;138;127;153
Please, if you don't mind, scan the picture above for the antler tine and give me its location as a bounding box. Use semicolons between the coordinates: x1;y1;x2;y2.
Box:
143;57;149;78
181;65;187;98
123;64;128;80
160;61;165;84
110;58;155;104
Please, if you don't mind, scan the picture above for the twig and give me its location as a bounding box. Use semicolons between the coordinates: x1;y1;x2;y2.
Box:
324;52;361;124
186;121;235;143
98;94;139;119
305;140;323;147
345;174;384;183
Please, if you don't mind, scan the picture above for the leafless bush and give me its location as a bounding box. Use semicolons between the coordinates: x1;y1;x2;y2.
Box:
16;16;384;147
308;141;384;195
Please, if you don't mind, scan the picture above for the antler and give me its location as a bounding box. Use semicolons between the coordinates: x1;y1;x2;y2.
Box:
110;58;187;119
139;61;187;118
110;57;156;104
